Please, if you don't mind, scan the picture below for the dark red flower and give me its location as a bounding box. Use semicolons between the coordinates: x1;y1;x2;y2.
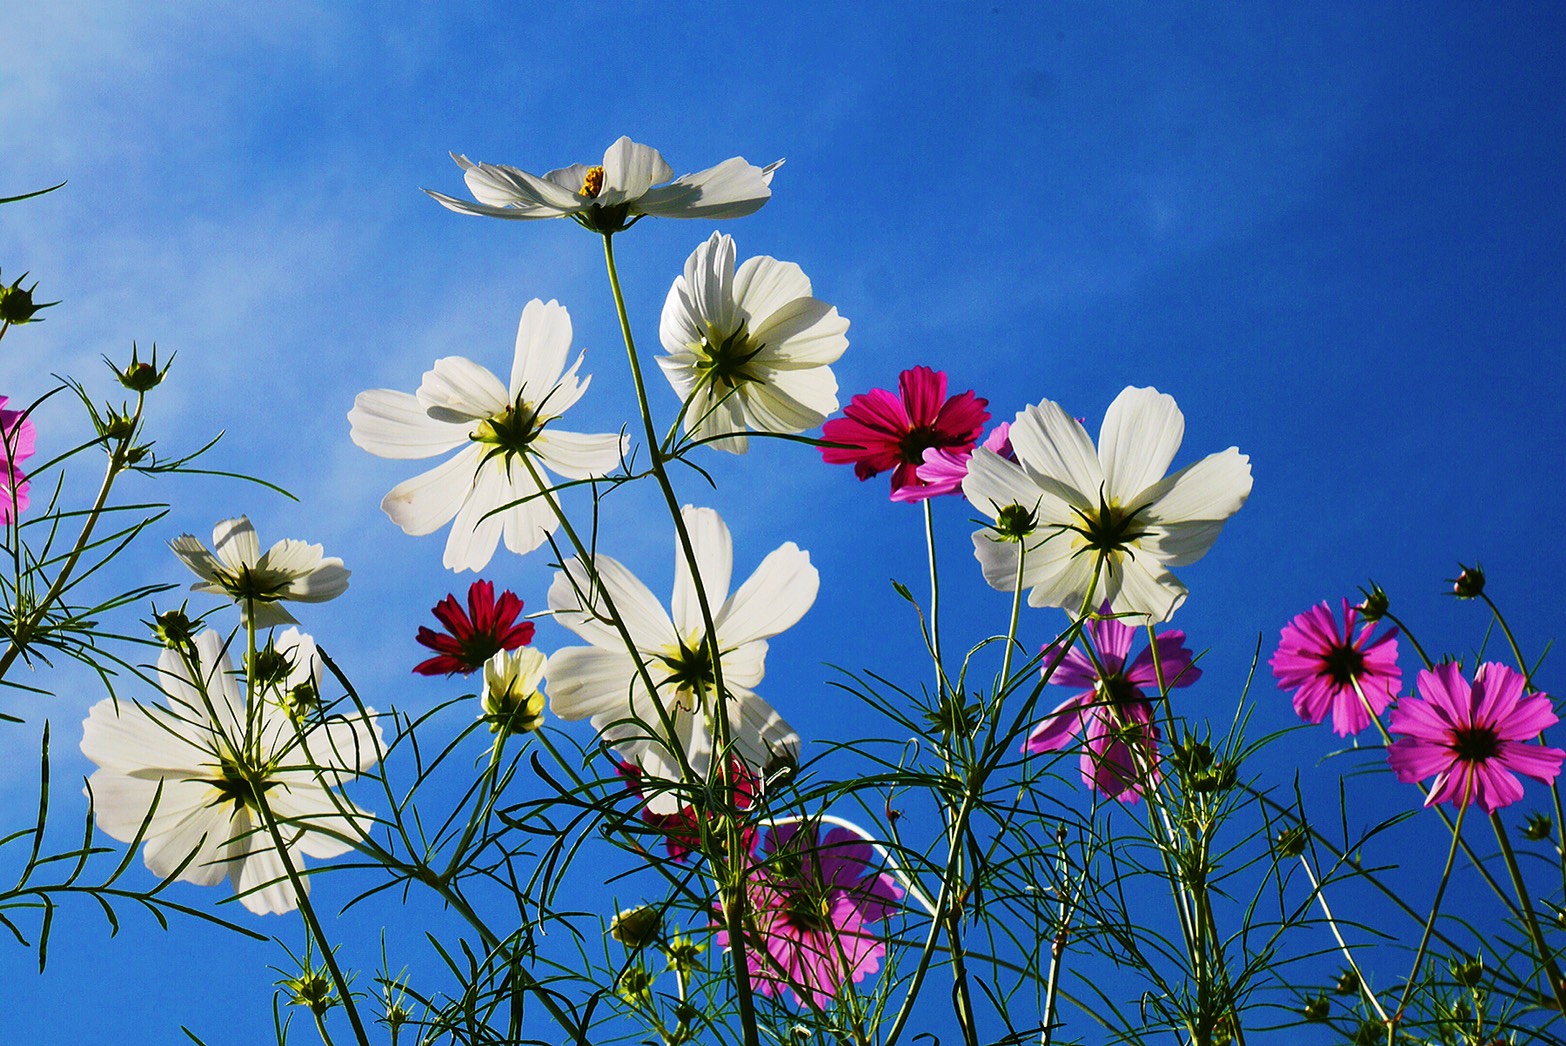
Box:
819;365;990;502
413;579;534;676
618;759;759;861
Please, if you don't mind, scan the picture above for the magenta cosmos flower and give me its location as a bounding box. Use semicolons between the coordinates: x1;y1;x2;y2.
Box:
414;579;534;676
1270;599;1400;736
820;366;989;502
1388;662;1564;814
1025;606;1201;801
720;822;903;1009
0;396;36;523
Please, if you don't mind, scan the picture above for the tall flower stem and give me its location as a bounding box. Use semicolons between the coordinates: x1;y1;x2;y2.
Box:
1479;591;1566;899
923;498;950;699
1392;800;1467;1035
1491;812;1566;1017
1295;853;1388;1025
601;232;761;1046
440;732;508;883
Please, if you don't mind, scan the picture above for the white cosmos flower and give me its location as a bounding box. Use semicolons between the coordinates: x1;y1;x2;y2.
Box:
963;386;1252;623
80;630;382;915
547;506;815;813
170;517;349;628
658;232;849;453
348;298;627;572
426;136;782;234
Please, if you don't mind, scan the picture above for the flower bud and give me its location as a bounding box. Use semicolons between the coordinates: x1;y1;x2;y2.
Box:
615;964;654;1006
0;272;56;325
99;408;136;442
1171;733;1214;776
111;343;171;392
1274;825;1308;859
1301;995;1330;1022
609;906;661;949
482;647;547;734
280;965;336;1016
1333;967;1360;995
149;606;197;648
1524;812;1554;842
1356;582;1389;623
994;502;1037;541
1450;562;1486;599
1449;954;1484;988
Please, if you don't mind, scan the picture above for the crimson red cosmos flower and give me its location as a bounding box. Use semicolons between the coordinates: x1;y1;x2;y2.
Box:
618;759;758;861
413;579;534;675
1388;661;1564;813
820;366;989;502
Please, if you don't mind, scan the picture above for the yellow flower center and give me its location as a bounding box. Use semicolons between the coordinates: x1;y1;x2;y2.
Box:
580;165;605;198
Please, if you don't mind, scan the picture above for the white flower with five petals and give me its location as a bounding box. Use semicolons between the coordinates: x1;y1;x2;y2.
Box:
658;232;849;453
349;299;627;572
80;630;382;915
426;137;781;234
962;386;1252;622
170;517;349;629
547;507;814;813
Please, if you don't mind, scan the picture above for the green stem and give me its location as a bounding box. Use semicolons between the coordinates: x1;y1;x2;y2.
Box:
1492;812;1566;1017
313;1010;340;1046
440;732;507;882
601;232;761;1046
1295;853;1389;1024
1394;799;1468;1028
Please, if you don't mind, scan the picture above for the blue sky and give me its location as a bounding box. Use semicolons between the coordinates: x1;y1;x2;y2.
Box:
3;3;1566;1041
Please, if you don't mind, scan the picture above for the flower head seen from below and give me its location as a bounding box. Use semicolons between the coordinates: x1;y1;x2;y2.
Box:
821;366;990;502
80;630;382;914
0;395;35;524
720;822;902;1010
1388;661;1564;814
916;421;1014;500
349;299;627;572
658;232;849;454
962;386;1252;623
1270;598;1401;736
482;647;547;734
548;506;813;813
1024;605;1202;801
426;136;782;234
171;517;349;628
414;579;534;676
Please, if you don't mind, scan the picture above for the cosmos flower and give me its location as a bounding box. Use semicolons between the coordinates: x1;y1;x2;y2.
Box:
1024;606;1201;801
80;630;382;915
962;386;1251;622
1270;598;1401;736
348;299;627;572
719;822;903;1010
547;506;812;813
820;366;989;502
915;421;1014;499
481;646;547;734
425;137;781;234
170;517;349;628
658;232;849;453
0;395;35;524
414;579;534;676
1388;661;1564;813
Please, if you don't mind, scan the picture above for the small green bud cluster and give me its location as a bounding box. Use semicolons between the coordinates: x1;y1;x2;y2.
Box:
0;270;57;325
149;606;197;649
1449;954;1485;988
609;905;662;949
1301;995;1330;1022
280;965;336;1017
923;692;981;738
1332;967;1360;996
109;343;171;392
1273;824;1308;859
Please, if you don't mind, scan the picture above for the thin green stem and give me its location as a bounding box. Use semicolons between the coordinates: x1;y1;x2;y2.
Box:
1492;812;1566;1017
998;534;1027;697
440;732;507;882
1394;799;1468;1028
1295;853;1389;1024
313;1011;340;1046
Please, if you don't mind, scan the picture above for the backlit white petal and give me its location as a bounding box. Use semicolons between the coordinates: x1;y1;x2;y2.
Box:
1100;386;1185;503
348;389;467;460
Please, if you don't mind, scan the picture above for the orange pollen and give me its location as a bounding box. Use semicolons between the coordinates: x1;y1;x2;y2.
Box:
580;166;605;198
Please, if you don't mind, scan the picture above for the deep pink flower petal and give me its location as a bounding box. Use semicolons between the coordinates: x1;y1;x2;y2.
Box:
1024;691;1094;754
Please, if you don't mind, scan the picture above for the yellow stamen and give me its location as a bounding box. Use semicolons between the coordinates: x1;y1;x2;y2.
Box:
579;165;605;198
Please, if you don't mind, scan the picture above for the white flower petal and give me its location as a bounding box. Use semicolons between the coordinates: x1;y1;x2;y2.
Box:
510;299;573;405
458;156;581;212
673;506;734;639
1105;553;1187;623
1010;402;1102;507
444;458;509;572
718;542;817;649
600;137;673;206
550;554;677;654
381;444;482;537
1135;447;1253;525
348;389;468;460
211;516;260;574
1100;386;1185;503
733;254;813;327
417;357;509;423
636;156;777;219
531;429;626;480
749;297;849;368
547;647;646;721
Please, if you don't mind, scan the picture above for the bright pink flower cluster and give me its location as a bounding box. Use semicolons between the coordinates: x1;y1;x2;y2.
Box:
413;579;534;675
1025;606;1201;801
720;822;903;1009
821;366;989;502
0;396;36;524
1270;599;1400;736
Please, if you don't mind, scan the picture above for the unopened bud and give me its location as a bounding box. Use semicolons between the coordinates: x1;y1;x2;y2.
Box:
112;343;171;392
149;606;196;649
609;906;661;949
1524;812;1554;842
1356;582;1389;623
0;272;56;325
1450;562;1486;599
1449;954;1485;988
280;966;336;1016
1274;825;1308;859
1301;995;1330;1022
1333;968;1360;996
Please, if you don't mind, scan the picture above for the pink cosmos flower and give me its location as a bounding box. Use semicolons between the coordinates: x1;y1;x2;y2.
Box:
414;579;534;676
1024;606;1201;801
1270;599;1400;736
915;421;1014;498
720;823;903;1009
1388;662;1564;814
820;366;989;502
0;396;36;524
